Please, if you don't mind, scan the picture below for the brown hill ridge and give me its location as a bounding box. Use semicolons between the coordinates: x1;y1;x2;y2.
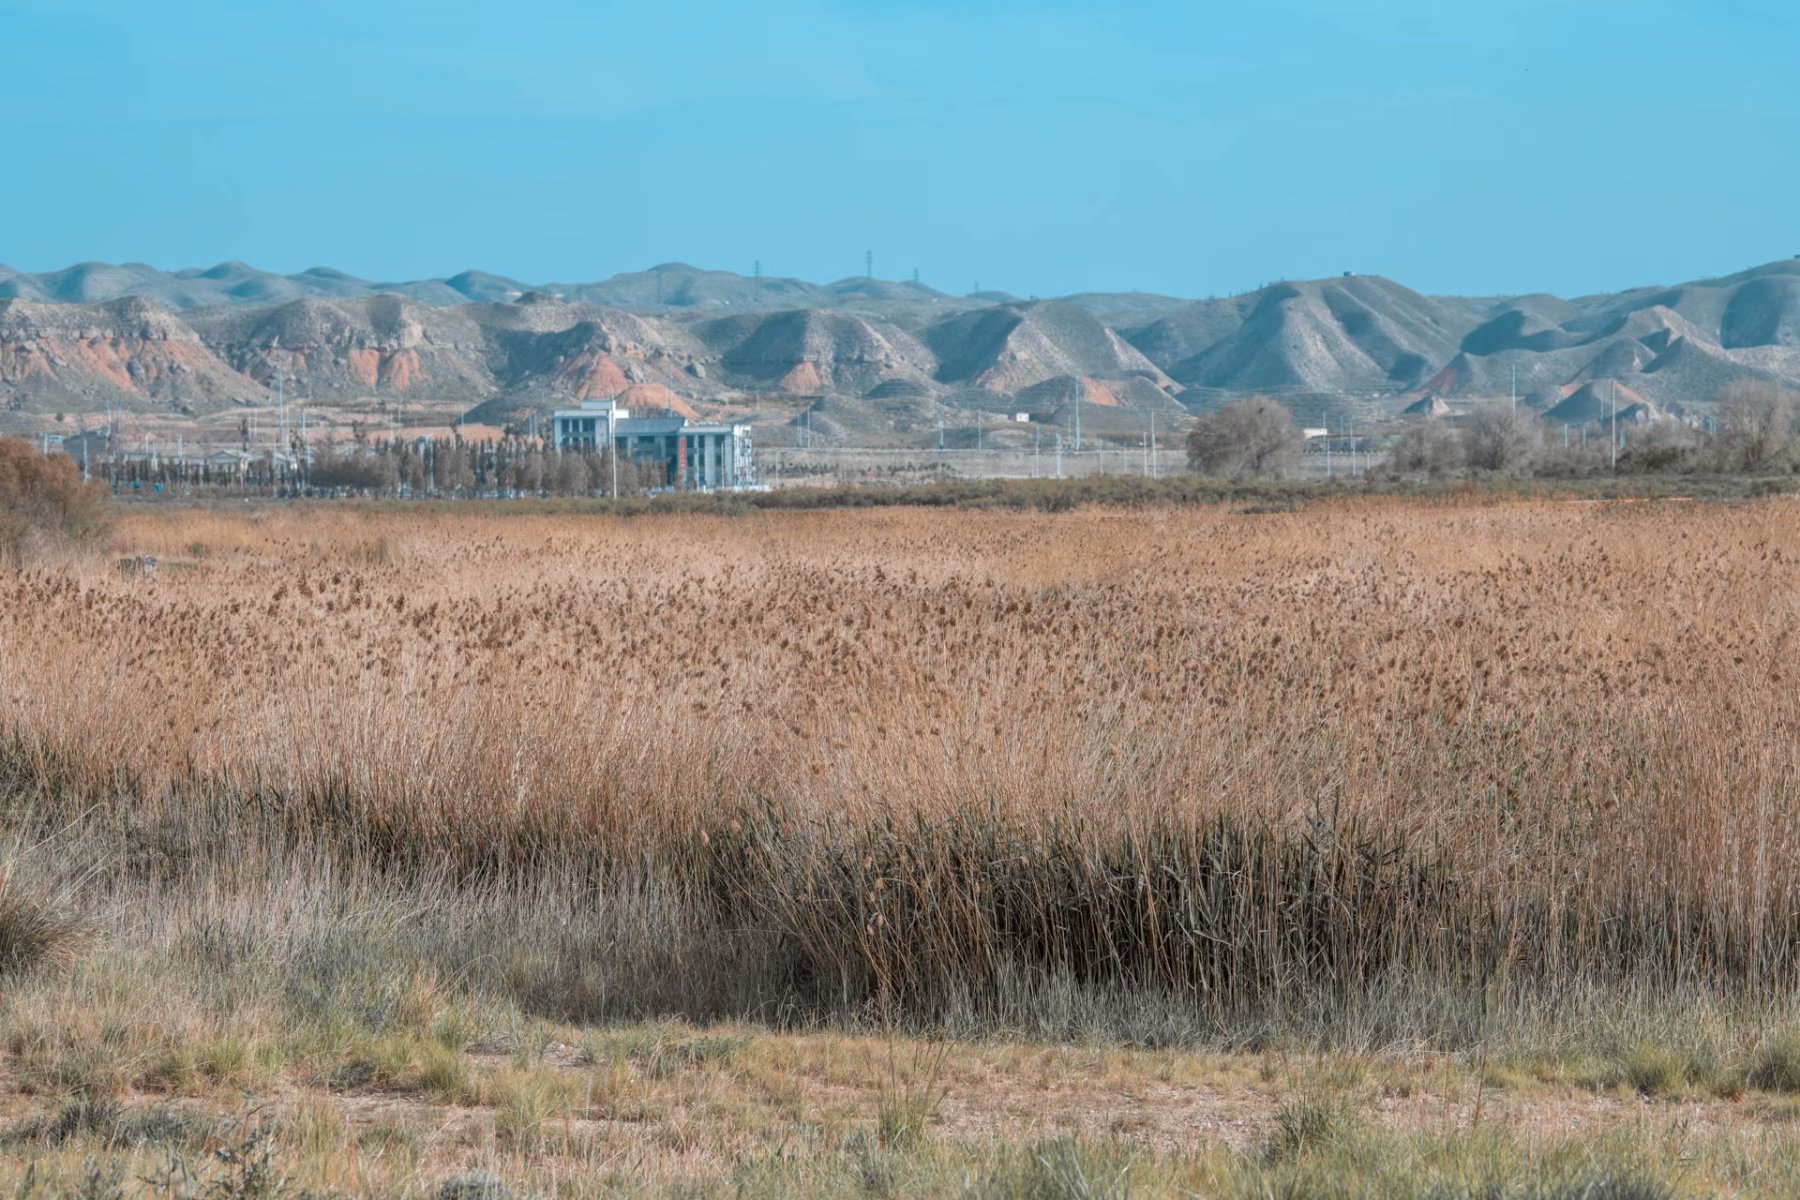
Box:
0;296;256;414
7;257;1800;436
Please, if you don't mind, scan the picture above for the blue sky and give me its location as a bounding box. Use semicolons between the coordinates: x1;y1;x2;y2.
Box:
3;0;1796;298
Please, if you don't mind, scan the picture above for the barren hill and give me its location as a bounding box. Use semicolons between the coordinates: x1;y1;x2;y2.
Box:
1130;276;1473;392
927;300;1175;394
1428;261;1800;412
186;297;496;401
691;309;936;396
470;305;710;427
10;256;1800;441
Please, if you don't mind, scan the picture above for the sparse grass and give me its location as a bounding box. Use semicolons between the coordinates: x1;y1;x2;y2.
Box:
488;1067;584;1154
1262;1094;1364;1165
631;1033;747;1079
875;1040;950;1149
966;1136;1138;1199
416;1042;475;1104
2;1098;212;1152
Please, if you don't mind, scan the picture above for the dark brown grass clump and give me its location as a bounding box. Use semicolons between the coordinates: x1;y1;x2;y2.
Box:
707;804;1481;1023
0;869;89;981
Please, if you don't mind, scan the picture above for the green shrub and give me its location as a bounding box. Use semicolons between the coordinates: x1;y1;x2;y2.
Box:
1751;1029;1800;1093
1611;1041;1718;1097
1262;1095;1361;1165
1619;1043;1687;1096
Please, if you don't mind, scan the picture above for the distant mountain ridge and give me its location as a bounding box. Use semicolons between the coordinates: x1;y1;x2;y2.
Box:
4;257;1800;437
0;260;992;316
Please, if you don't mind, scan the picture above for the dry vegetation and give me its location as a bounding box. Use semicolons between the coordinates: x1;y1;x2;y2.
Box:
5;494;1800;1195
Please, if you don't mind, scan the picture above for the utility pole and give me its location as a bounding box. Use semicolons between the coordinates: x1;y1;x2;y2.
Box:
1325;417;1333;478
1071;377;1081;451
609;401;618;500
1055;433;1064;478
275;354;286;453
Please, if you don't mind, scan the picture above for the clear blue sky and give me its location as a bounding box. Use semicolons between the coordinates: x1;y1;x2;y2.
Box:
4;0;1795;299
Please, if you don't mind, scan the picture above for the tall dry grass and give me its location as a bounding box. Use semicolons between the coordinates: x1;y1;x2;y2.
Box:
2;496;1798;1032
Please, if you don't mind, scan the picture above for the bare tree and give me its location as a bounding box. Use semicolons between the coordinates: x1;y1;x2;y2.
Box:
1461;402;1541;473
1186;397;1298;478
1384;419;1464;478
1614;417;1700;475
1713;381;1796;472
439;443;476;496
549;451;592;496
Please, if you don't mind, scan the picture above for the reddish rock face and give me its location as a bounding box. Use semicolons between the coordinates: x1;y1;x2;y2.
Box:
776;361;824;394
618;384;698;420
343;348;428;393
553;354;631;400
1080;379;1123;408
0;300;262;412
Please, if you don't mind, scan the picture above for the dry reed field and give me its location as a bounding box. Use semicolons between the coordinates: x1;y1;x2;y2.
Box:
6;493;1800;1197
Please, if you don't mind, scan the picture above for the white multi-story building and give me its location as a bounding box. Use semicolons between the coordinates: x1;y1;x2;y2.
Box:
550;400;755;490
